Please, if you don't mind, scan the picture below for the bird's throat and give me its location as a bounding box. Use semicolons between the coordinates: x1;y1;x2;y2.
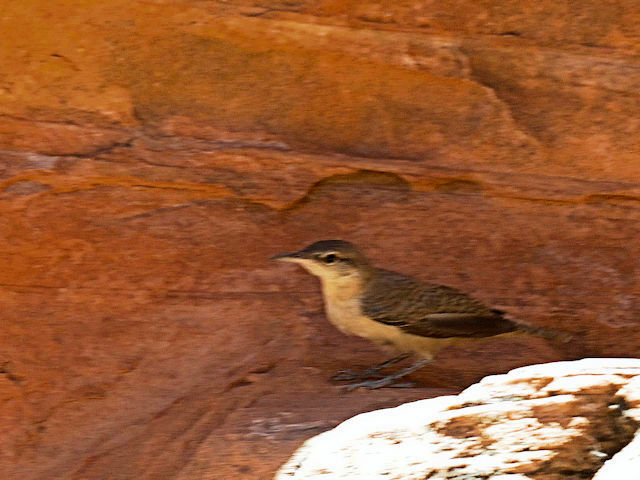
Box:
320;272;366;302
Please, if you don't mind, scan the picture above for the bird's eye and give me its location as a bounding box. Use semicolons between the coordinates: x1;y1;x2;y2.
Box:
322;254;338;264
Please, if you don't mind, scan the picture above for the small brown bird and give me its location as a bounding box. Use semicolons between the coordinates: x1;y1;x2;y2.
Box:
272;240;568;390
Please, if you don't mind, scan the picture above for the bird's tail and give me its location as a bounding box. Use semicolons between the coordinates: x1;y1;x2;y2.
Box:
515;323;572;343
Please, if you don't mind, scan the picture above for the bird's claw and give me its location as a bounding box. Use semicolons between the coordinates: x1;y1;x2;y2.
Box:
331;369;386;381
331;354;412;382
341;378;417;391
339;358;431;391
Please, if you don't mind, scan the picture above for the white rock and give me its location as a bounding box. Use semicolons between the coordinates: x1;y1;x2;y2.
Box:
276;359;640;480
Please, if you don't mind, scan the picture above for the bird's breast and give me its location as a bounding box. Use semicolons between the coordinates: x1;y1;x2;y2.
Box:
321;288;457;359
324;295;366;335
319;275;367;334
322;293;401;346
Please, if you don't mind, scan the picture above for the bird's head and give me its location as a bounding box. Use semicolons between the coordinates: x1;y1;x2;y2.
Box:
271;240;371;284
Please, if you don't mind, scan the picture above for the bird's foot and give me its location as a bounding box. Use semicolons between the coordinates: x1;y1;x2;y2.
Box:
342;378;417;391
331;369;386;381
330;354;411;381
341;358;431;391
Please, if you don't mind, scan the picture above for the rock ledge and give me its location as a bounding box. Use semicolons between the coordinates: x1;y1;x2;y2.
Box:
276;358;640;480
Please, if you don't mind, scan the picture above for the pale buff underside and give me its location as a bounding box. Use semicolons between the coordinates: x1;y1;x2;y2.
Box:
319;273;457;359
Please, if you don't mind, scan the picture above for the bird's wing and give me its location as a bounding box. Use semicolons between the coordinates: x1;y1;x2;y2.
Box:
395;312;518;338
361;270;518;339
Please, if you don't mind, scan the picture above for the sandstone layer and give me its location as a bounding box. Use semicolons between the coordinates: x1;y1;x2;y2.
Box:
2;1;640;478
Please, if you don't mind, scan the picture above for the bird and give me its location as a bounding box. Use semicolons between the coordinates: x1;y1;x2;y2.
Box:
271;239;570;390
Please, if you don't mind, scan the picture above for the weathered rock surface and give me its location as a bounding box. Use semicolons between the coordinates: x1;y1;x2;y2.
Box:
2;1;640;479
276;359;640;479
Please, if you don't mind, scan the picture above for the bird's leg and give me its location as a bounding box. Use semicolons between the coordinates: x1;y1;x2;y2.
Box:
331;353;411;381
342;358;432;391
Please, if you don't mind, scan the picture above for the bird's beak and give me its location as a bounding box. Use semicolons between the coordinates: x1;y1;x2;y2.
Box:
270;250;319;276
270;251;304;262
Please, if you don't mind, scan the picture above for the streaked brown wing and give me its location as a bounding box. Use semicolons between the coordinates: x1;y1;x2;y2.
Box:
398;312;519;338
361;269;517;339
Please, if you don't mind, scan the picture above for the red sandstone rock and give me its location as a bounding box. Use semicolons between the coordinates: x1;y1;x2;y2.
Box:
1;1;640;479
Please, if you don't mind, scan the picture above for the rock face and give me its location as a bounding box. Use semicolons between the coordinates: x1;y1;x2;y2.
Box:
276;359;640;480
2;1;640;479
